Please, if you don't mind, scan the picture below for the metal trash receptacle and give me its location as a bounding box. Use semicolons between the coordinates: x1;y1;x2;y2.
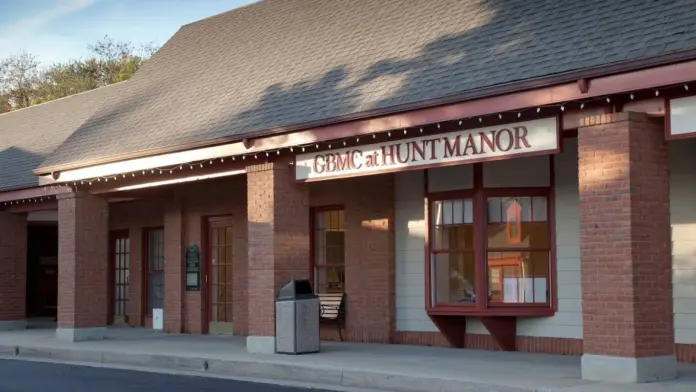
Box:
275;279;320;354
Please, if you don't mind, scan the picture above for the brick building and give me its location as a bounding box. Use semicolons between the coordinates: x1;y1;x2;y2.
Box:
1;0;696;384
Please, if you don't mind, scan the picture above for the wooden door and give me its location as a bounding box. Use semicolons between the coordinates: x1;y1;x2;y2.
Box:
206;217;235;334
109;230;130;325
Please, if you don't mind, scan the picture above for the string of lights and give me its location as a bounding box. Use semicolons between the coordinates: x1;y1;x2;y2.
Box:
11;82;693;196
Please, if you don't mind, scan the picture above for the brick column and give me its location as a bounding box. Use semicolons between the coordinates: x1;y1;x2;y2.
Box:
578;112;675;382
57;192;109;341
0;212;27;330
246;161;309;354
164;199;185;333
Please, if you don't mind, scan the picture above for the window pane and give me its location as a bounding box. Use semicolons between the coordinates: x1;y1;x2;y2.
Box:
314;266;345;294
313;208;345;293
487;251;549;304
486;198;548;249
487;197;502;223
148;273;165;311
532;197;548;222
432;252;476;304
432;198;474;251
434;225;474;250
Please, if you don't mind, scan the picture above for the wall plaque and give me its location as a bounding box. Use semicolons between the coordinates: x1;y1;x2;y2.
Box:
185;244;201;291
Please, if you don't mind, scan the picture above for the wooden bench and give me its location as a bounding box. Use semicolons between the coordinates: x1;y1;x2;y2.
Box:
318;293;346;341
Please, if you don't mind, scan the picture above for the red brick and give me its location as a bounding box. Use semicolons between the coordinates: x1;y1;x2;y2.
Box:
578;112;673;358
57;192;109;329
246;161;310;337
310;174;395;343
0;212;27;322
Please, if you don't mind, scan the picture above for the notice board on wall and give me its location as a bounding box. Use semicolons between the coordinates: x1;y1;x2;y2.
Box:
185;244;200;291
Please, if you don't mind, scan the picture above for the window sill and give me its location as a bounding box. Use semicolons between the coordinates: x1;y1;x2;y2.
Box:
427;306;554;317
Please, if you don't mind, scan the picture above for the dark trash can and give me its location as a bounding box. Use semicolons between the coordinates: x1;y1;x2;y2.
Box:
275;280;320;354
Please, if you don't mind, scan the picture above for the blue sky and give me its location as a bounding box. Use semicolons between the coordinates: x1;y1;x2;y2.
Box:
0;0;256;65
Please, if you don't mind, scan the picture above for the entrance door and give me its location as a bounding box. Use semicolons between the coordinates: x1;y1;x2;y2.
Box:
109;230;130;325
206;217;234;334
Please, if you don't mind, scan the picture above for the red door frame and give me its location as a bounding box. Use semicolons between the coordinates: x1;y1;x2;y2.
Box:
203;216;235;334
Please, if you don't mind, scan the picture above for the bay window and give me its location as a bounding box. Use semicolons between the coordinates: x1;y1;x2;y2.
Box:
427;167;553;316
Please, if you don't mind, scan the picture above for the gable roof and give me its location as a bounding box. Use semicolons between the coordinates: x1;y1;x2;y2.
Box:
0;82;128;191
34;0;696;172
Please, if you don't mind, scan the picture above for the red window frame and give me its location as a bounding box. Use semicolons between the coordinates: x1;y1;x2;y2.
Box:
143;227;165;316
309;206;346;294
425;161;556;317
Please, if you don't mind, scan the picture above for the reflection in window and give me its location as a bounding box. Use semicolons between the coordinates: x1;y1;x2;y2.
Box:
486;196;549;304
430;199;476;304
313;208;345;293
146;229;165;313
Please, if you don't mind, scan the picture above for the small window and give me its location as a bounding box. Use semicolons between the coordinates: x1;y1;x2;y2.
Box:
312;208;345;293
146;229;165;313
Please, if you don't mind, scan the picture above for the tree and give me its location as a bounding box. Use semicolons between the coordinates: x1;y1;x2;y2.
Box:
0;52;40;109
87;35;157;84
1;36;159;110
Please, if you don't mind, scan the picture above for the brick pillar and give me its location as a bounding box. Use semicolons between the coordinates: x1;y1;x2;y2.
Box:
57;192;109;341
164;198;185;333
578;112;675;382
0;212;27;330
246;161;309;353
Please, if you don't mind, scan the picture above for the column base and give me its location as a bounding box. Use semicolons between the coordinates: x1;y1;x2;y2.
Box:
0;320;26;331
56;327;107;342
581;354;677;383
246;336;276;354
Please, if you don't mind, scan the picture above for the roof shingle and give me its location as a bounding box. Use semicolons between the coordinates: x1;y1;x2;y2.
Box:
19;0;696;171
0;82;127;191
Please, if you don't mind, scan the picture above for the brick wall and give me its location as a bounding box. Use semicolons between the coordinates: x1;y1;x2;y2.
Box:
106;176;248;334
578;112;673;358
57;192;109;329
310;173;396;343
179;176;247;335
247;162;310;337
0;212;27;322
163;197;185;333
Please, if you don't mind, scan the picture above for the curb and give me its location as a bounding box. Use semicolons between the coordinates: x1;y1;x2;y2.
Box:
0;344;540;392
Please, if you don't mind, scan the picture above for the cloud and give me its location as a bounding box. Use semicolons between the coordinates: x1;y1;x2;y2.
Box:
0;0;97;47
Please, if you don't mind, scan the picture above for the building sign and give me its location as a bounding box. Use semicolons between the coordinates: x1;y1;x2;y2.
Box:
185;244;200;291
295;117;559;181
668;96;696;139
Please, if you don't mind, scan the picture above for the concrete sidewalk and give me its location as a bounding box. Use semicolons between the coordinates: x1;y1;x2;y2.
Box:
0;326;694;392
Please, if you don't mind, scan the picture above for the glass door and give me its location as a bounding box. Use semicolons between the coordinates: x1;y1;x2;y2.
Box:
207;217;234;334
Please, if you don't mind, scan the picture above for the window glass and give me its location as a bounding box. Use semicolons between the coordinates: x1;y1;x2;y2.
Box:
486;196;549;249
430;198;476;304
147;229;165;313
487;251;548;304
313;208;345;293
427;191;552;309
432;252;476;304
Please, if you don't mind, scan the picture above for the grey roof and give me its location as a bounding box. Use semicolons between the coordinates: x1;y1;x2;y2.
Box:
0;82;128;191
30;0;696;171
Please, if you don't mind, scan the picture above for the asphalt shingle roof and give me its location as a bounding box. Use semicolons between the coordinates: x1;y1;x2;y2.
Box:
17;0;696;172
0;82;127;191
